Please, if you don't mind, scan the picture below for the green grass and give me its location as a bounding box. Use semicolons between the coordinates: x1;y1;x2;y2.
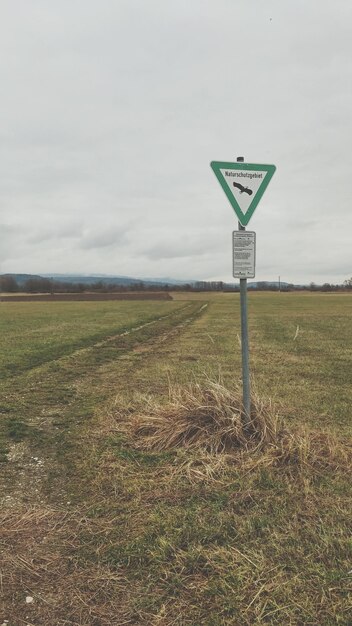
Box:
0;293;351;625
0;300;184;377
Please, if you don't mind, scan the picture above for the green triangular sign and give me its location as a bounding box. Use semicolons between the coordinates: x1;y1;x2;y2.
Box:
210;161;276;226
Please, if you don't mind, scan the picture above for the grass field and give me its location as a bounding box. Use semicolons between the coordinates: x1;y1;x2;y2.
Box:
0;293;351;624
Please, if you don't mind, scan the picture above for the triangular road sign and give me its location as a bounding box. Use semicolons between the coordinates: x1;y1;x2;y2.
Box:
210;161;276;226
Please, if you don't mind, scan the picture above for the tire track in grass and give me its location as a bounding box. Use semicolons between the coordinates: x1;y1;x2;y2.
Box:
58;303;205;370
0;302;192;381
89;303;195;346
0;302;208;508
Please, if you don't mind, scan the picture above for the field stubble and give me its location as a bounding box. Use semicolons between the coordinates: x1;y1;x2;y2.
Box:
0;293;351;625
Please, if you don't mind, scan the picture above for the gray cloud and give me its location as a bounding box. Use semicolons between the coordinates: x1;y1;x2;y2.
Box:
79;226;129;250
0;224;22;269
144;244;217;262
0;1;351;283
142;227;223;261
27;222;83;244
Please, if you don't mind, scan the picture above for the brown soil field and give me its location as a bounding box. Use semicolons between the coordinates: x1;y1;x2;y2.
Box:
0;291;172;302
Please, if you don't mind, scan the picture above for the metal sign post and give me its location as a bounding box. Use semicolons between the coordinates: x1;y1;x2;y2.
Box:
210;155;276;427
236;157;251;425
238;218;251;425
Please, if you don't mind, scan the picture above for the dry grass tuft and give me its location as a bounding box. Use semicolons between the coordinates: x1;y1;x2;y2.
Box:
111;378;352;480
127;379;281;454
274;427;352;472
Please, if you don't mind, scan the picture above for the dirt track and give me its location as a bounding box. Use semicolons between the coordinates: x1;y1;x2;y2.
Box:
0;291;172;302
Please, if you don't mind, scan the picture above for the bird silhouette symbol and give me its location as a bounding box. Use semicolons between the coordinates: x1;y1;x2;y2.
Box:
233;182;253;196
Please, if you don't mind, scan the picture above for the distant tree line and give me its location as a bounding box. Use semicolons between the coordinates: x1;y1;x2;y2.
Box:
0;275;18;292
1;274;352;294
308;280;352;292
0;276;227;293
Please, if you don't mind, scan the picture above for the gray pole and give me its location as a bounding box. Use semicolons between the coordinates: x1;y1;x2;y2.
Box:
237;157;251;426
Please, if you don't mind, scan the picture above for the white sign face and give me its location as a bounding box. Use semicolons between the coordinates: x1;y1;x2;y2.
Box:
233;231;256;279
211;162;276;226
221;169;268;217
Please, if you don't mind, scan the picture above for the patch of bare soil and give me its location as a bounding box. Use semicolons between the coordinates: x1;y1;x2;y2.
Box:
1;441;48;509
0;292;172;302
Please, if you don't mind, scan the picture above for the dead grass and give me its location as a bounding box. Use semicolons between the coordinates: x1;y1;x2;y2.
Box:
2;294;352;625
2;381;351;625
111;378;352;481
94;378;352;624
274;427;352;472
123;378;280;454
0;506;131;625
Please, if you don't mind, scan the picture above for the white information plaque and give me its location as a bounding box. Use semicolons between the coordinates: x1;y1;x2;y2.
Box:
232;231;256;279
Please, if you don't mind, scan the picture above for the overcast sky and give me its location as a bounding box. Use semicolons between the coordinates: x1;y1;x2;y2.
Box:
1;0;351;284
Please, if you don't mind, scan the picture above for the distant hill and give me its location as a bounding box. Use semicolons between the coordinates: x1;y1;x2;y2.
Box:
141;276;193;286
2;273;196;288
248;281;290;288
40;274;187;287
0;273;43;286
1;274;307;290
